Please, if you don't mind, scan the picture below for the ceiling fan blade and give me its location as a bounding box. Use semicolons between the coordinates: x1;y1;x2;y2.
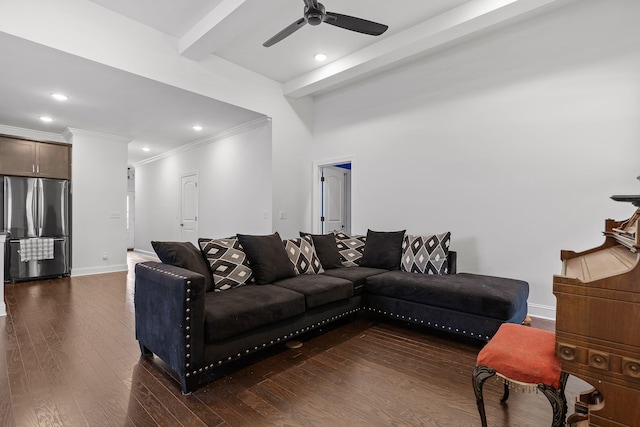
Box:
324;12;388;36
263;18;307;47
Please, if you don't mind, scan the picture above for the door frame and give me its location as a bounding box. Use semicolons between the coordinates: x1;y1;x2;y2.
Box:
312;156;355;234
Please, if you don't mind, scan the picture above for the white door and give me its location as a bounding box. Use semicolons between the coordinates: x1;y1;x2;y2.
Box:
180;173;198;243
322;166;351;234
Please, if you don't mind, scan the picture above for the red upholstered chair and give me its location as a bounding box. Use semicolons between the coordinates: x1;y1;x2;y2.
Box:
472;323;568;427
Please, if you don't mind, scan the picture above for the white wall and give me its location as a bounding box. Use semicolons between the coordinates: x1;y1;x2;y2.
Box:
66;128;130;275
135;119;273;253
312;0;640;319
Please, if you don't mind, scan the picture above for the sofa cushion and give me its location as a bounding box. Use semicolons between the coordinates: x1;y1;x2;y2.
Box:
273;274;354;309
334;232;367;267
300;232;342;269
151;241;213;292
283;236;324;275
203;284;305;343
365;272;529;321
401;232;451;274
198;237;254;291
360;229;405;270
237;232;296;285
322;267;388;294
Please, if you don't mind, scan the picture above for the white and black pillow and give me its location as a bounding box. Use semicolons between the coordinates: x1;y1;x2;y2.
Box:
401;232;451;274
334;232;367;267
198;237;254;291
283;236;324;275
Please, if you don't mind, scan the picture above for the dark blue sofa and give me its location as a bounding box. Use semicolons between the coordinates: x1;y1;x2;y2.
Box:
134;248;529;393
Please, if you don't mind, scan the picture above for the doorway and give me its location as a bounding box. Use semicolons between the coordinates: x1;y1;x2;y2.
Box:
180;172;199;243
319;162;352;234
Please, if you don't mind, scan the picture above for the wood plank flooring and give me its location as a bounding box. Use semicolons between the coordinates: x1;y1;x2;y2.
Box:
0;253;589;426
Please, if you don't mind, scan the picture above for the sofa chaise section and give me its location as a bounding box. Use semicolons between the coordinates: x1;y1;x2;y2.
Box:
363;271;529;341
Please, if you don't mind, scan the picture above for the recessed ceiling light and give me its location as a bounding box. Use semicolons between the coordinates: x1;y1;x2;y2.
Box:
51;93;68;101
314;53;327;62
39;116;53;123
192;125;203;131
142;147;150;152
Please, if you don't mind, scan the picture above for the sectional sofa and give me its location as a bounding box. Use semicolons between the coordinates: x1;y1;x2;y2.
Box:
134;230;529;393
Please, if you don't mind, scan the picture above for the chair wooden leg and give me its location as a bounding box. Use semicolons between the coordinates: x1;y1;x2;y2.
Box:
472;365;496;427
538;372;569;427
500;381;510;403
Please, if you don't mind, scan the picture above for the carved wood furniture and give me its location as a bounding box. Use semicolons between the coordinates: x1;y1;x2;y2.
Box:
553;208;640;426
472;323;568;427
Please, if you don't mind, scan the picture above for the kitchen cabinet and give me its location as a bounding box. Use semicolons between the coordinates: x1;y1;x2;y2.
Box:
0;136;71;180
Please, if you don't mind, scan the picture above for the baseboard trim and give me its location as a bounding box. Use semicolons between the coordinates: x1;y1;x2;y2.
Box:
71;264;128;277
527;303;556;320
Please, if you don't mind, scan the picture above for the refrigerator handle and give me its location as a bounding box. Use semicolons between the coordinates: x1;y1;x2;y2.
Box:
25;179;36;236
37;179;44;236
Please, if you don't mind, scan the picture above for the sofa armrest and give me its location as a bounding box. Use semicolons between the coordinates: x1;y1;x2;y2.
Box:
134;261;206;389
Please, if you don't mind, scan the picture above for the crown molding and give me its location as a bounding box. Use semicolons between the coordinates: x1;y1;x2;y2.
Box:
134;116;270;167
0;124;67;143
63;128;132;144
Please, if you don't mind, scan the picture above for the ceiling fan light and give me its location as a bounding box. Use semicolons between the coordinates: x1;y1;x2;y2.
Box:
314;53;327;62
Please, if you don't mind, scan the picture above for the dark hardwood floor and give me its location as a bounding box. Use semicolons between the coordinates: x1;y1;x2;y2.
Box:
0;253;589;426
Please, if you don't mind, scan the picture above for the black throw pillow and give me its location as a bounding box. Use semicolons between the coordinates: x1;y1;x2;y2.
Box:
237;232;296;284
151;241;213;291
299;232;342;270
359;229;406;270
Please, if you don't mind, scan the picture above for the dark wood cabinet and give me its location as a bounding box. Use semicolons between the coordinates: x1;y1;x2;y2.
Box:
554;210;640;426
0;136;71;179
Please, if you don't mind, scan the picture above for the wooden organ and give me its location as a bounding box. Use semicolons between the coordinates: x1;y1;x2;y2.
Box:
553;202;640;427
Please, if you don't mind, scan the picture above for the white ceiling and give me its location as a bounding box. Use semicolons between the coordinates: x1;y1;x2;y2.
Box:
88;0;472;83
0;32;264;165
0;0;574;165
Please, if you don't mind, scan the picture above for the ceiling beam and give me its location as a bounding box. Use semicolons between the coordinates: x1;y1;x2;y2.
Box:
283;0;576;98
179;0;249;60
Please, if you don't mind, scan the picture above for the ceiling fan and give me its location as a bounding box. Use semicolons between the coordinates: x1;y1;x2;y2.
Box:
263;0;389;47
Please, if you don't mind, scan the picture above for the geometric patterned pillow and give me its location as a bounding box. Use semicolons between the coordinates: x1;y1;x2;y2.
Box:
334;232;367;267
283;236;325;275
198;237;255;291
401;232;451;275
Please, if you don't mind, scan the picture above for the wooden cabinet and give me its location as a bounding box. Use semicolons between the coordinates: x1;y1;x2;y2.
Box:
554;211;640;426
0;136;71;179
35;142;71;179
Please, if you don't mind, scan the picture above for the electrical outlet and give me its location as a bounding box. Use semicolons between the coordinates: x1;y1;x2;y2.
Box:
102;252;108;261
279;211;287;220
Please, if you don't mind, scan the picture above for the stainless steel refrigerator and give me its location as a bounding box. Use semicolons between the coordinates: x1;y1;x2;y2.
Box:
2;176;70;281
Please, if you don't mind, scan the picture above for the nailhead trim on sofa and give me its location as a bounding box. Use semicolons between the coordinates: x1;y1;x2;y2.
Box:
188;308;361;377
363;307;492;341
